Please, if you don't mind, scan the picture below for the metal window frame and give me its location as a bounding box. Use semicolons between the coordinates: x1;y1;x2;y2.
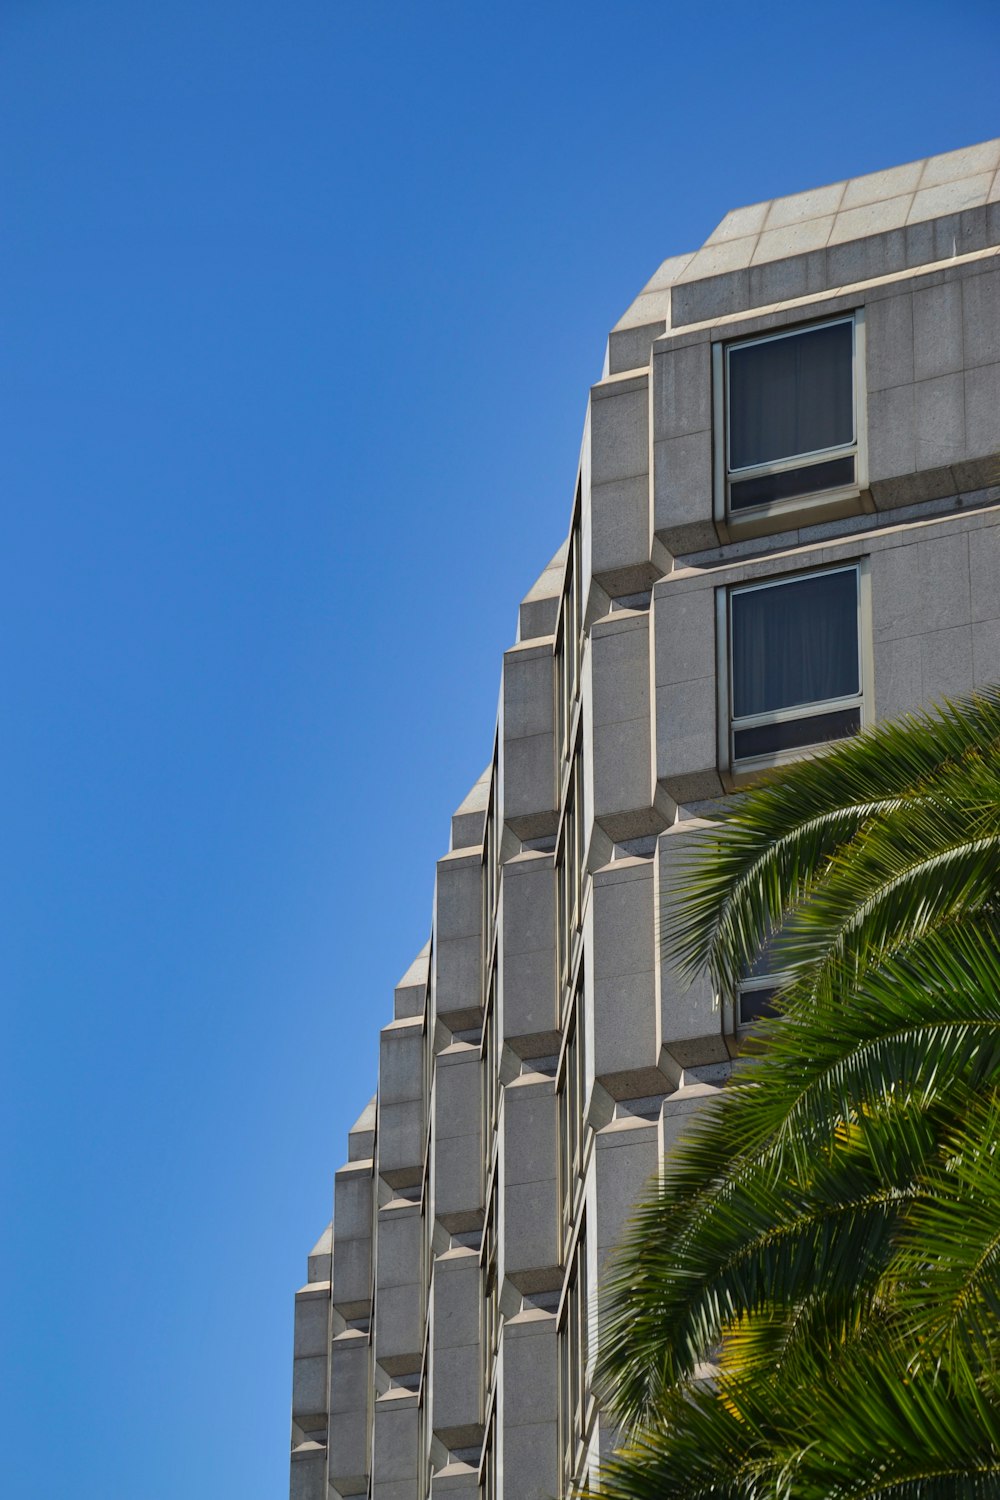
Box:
735;973;790;1033
477;1409;497;1500
716;559;873;780
556;483;585;766
712;311;869;535
480;953;500;1149
479;1162;500;1391
555;738;585;988
556;966;589;1256
556;1214;590;1498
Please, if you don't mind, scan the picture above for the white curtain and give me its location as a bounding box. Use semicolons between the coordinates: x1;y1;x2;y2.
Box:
732;569;859;719
729;321;853;471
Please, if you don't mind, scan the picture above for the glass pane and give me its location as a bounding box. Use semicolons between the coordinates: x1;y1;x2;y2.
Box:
738;985;782;1025
728;321;854;471
731;569;859;719
729;454;855;512
733;705;861;760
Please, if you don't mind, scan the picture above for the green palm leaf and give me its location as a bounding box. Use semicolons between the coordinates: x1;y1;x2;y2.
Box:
665;688;1000;996
594;688;1000;1498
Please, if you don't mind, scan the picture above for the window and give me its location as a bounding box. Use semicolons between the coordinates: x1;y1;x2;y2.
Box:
480;1415;497;1500
481;955;499;1149
721;316;860;517
558;971;587;1248
556;743;585;985
481;749;499;965
727;564;866;767
737;979;783;1028
481;1169;499;1389
558;1224;590;1497
420;1138;433;1302
556;504;584;761
417;1349;432;1498
736;939;792;1033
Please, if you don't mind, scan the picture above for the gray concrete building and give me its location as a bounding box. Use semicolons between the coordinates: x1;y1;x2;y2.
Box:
289;141;1000;1500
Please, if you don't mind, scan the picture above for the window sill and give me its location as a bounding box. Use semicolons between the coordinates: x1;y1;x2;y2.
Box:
721;732;858;791
718;482;873;543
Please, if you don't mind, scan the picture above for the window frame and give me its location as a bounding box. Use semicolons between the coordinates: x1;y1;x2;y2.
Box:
557;966;588;1255
478;1409;497;1500
716;559;873;779
556;485;585;766
555;737;585;989
481;743;500;981
712;311;868;535
481;952;500;1154
557;1215;592;1498
736;975;786;1032
480;1158;500;1392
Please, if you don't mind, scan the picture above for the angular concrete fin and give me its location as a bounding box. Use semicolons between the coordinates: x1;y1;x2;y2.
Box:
705;140;1000;305
517;538;569;643
307;1221;333;1283
395;941;431;992
350;1094;377;1137
394;941;431;1019
704;137;1000;256
612;251;695;334
450;765;491;851
348;1095;377;1161
614;136;1000;350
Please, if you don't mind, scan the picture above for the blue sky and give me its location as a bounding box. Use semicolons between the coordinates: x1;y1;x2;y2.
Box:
2;2;998;1496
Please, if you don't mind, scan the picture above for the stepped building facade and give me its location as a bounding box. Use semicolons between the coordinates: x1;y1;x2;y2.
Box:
289;141;1000;1499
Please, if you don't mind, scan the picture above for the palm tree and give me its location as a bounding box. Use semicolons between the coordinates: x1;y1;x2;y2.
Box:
592;687;1000;1498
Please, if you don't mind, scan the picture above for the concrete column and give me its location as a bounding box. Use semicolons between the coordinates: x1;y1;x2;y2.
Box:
499;851;557;1056
589;370;657;596
430;1246;482;1450
657;819;731;1076
374;1199;423;1379
433;848;484;1034
499;639;557;843
586;856;665;1099
500;1073;558;1293
377;1016;425;1191
588;606;669;841
332;1160;374;1320
291;1276;331;1433
433;1041;482;1234
371;1388;419;1500
498;1309;558;1500
328;1330;370;1496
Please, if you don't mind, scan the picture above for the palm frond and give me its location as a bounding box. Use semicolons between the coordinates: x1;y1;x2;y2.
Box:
665;688;1000;995
891;1090;1000;1381
596;688;1000;1497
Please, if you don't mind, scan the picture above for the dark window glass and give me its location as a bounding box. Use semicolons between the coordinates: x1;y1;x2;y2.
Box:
729;454;855;512
728;321;854;471
731;569;859;720
738;985;782;1026
733;706;860;760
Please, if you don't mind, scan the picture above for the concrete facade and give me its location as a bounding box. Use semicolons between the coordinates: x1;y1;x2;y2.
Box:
289;142;1000;1498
